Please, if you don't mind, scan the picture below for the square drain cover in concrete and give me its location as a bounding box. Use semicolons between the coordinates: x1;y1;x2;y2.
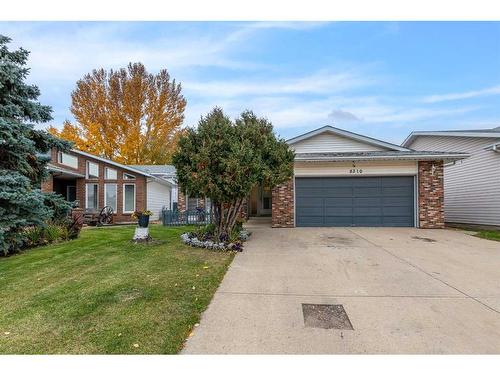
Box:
302;304;354;330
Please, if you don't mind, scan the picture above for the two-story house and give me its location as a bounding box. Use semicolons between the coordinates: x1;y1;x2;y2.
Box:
41;148;175;222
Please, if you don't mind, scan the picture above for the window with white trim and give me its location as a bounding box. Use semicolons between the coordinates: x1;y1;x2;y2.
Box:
104;183;117;212
86;161;99;179
123;172;136;180
58;152;78;169
85;183;99;211
123;184;136;213
105;167;117;180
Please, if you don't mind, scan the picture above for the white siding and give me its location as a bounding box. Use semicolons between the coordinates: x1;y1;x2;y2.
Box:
291;132;388;153
409;136;500;226
294;160;417;177
146;181;171;220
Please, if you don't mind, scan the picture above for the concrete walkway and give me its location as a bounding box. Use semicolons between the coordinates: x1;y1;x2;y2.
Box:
182;220;500;354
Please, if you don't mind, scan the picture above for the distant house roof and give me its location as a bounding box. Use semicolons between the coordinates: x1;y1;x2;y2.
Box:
294;150;469;162
129;165;177;176
402;126;500;147
287;125;410;152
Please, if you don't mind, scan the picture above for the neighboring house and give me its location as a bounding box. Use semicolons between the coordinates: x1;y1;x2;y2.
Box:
41;149;174;222
129;165;179;211
177;125;468;228
402;126;500;227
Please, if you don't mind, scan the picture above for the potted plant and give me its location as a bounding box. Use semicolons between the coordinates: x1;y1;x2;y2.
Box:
132;210;153;228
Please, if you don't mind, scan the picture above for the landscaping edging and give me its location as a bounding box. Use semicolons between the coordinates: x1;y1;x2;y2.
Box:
180;230;250;252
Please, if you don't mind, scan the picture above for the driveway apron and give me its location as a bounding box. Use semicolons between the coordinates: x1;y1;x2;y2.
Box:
182;220;500;354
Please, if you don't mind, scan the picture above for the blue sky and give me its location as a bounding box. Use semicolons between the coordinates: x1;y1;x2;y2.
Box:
2;21;500;143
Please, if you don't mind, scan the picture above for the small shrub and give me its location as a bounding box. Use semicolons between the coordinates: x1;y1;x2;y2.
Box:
23;226;47;248
66;214;84;240
44;223;63;243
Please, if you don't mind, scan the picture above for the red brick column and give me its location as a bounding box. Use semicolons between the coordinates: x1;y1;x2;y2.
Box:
178;190;186;212
272;178;294;228
418;161;445;229
41;174;53;192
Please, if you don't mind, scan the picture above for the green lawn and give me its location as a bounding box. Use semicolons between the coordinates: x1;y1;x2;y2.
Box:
474;230;500;242
0;225;234;354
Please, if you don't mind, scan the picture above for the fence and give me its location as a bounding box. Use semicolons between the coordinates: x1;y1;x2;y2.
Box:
161;209;212;226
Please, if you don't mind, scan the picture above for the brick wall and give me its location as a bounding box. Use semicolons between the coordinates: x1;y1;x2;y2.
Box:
272;178;294;228
177;190;186;211
418;160;445;229
46;149;147;223
41;174;53;192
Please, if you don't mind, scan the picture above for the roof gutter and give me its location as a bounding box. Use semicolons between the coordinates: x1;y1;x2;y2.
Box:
294;154;470;162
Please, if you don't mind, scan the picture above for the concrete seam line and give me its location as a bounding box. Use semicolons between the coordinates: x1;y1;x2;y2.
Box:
217;291;475;298
345;228;500;315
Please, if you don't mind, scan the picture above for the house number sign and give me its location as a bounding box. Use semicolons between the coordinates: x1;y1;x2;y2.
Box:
349;168;363;174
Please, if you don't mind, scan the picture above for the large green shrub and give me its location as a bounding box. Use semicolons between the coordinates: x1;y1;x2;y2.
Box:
172;108;294;238
0;35;71;255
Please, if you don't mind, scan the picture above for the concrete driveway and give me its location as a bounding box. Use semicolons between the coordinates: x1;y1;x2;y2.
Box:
182;220;500;354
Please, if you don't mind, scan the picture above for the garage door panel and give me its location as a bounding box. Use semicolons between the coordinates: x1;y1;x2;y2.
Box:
325;206;353;216
296;207;324;216
354;197;382;207
295;187;323;198
353;187;381;196
323;178;352;188
296;176;414;227
323;187;353;197
352;177;381;187
382;186;413;196
383;206;413;215
297;216;324;226
296;197;323;207
324;216;353;226
381;176;413;187
383;216;414;226
295;178;323;188
353;216;383;226
383;197;412;206
354;206;383;216
324;197;353;207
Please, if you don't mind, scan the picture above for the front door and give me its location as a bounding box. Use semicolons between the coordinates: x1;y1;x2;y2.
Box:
259;185;272;216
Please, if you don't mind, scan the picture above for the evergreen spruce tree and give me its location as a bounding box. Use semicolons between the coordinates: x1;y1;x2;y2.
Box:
0;35;71;254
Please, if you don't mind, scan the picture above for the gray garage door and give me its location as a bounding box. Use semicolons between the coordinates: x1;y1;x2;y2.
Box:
295;176;415;227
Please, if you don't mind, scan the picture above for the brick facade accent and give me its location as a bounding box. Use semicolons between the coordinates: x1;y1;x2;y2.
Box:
177;190;186;211
41;174;53;192
418;160;445;229
43;148;147;223
272;178;294;228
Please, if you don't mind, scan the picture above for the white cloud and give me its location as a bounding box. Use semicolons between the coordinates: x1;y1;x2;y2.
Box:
422;84;500;103
183;69;376;97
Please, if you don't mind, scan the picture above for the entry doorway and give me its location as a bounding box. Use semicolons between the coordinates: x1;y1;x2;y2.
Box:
248;184;272;217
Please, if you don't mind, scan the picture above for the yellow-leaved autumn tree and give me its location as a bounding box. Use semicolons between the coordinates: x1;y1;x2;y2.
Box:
49;62;186;164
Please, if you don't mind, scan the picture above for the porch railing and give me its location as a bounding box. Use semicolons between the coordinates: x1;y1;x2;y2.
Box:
161;209;212;226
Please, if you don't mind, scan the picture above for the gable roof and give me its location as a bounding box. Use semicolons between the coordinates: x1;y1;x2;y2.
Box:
287;125;410;152
70;149;155;178
402;126;500;147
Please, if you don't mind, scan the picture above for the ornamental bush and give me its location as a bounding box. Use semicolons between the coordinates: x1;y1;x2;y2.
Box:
172;108;294;239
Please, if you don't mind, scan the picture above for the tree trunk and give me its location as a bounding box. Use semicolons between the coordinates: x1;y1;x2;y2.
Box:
228;198;244;233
